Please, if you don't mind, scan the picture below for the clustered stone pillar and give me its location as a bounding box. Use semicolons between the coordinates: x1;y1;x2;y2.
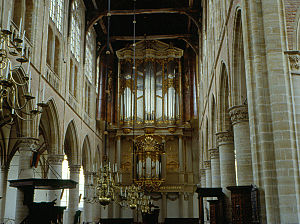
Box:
188;193;194;218
208;148;221;187
204;161;212;189
83;172;93;223
179;192;184;218
199;168;207;222
200;168;206;188
0;166;9;223
229;105;253;185
216;131;236;222
67;164;81;224
15;139;37;224
47;154;64;204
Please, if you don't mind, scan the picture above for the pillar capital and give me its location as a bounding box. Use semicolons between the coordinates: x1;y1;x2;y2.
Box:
48;154;64;165
216;131;234;146
229;105;249;125
204;160;211;169
200;168;206;176
18;137;39;151
69;164;81;173
208;148;219;159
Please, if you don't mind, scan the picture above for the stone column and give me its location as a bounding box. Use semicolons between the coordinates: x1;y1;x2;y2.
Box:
204;161;211;222
204;161;212;188
0;166;9;223
67;165;81;224
84;172;93;223
199;168;207;222
15;139;37;224
200;168;206;188
208;148;221;187
92;174;101;223
47;154;64;204
216;131;236;222
161;193;167;221
188;193;194;218
179;192;184;218
229;105;253;185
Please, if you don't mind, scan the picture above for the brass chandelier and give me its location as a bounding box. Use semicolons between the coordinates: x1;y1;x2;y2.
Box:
0;16;45;126
95;161;120;206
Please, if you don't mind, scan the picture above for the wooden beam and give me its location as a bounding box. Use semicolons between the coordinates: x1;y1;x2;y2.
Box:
111;34;192;41
92;0;98;9
99;18;107;35
87;8;200;32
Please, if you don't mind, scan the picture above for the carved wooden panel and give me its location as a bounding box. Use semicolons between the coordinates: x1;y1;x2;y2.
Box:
227;186;260;224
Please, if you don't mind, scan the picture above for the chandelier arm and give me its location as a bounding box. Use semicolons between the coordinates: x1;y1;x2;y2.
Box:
5;86;29;111
13;109;35;121
9;67;29;86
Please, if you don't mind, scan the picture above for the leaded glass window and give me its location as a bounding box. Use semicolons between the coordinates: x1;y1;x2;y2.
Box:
49;0;63;32
70;0;81;61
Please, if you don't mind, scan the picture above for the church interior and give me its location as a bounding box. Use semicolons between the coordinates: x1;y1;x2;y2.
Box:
0;0;300;223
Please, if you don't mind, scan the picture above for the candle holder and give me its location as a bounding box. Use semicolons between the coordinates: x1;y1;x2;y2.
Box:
0;21;47;124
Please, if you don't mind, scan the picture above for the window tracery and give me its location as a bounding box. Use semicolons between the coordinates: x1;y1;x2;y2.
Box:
70;0;81;61
50;0;63;32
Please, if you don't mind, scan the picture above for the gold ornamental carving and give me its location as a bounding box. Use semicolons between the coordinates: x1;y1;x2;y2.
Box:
216;131;234;146
208;148;219;159
229;105;249;125
144;127;156;134
123;128;131;134
168;127;176;133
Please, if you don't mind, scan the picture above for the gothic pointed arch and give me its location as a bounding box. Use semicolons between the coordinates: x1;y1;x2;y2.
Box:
210;94;217;148
64;120;79;165
217;63;231;132
232;8;247;106
82;135;91;172
38;99;60;155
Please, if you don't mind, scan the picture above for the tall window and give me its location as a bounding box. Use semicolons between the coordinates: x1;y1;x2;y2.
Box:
85;31;95;83
70;0;81;61
50;0;63;32
69;59;78;97
85;48;93;82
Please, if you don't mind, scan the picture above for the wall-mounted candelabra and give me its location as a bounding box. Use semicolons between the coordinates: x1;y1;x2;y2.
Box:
0;16;46;126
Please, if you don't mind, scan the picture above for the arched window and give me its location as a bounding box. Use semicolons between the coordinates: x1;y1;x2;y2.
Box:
54;36;61;75
24;0;34;40
47;26;53;66
50;0;64;32
13;0;22;26
70;0;81;62
13;0;35;41
69;59;78;97
85;30;96;83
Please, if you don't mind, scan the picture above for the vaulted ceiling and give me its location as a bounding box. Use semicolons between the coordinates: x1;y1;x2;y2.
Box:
83;0;202;53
